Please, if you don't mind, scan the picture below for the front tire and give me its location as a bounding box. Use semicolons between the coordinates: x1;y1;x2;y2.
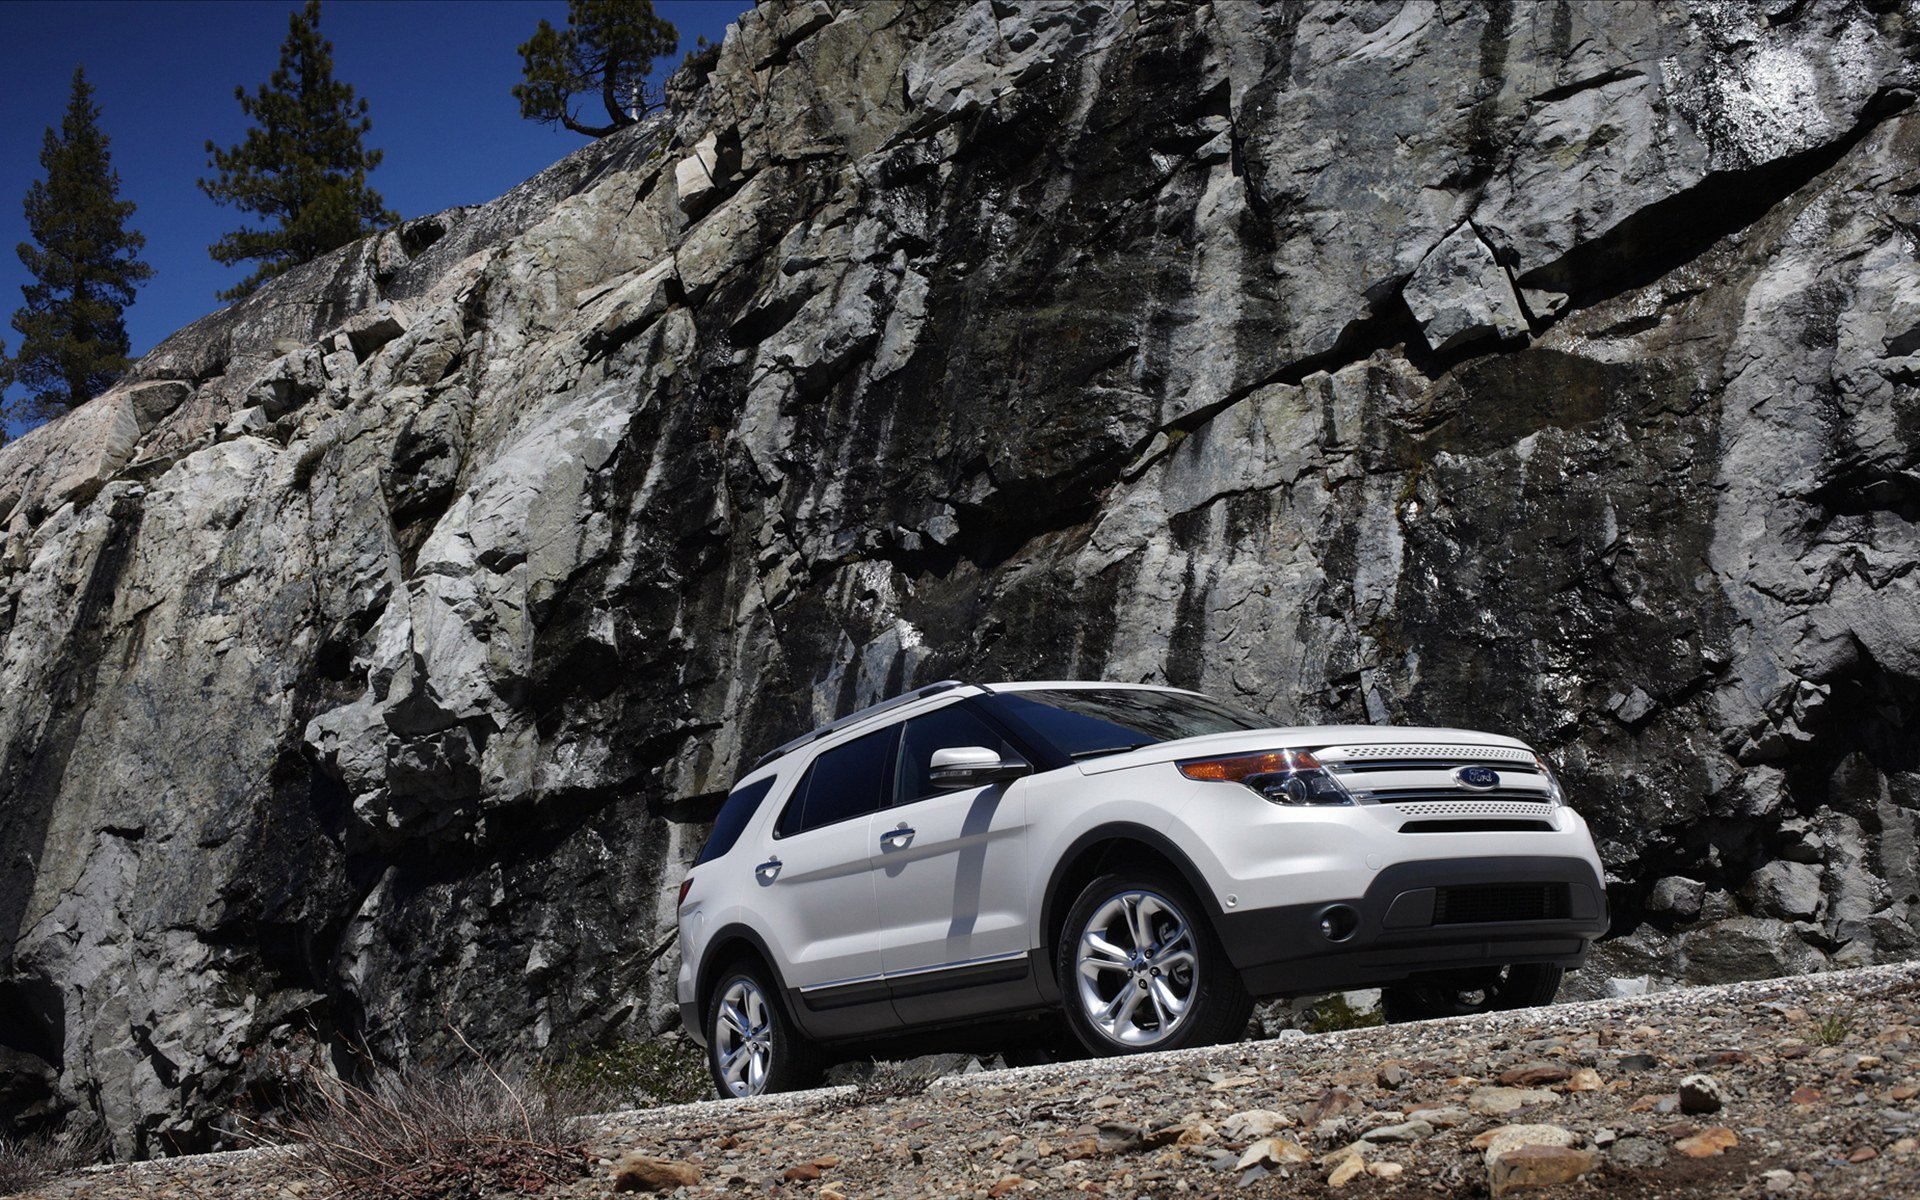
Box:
1381;963;1564;1022
1055;870;1251;1056
706;962;823;1098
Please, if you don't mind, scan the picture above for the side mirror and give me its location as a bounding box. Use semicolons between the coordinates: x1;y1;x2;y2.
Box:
928;746;1030;790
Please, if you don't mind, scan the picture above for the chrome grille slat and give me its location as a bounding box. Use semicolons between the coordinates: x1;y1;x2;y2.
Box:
1365;788;1548;806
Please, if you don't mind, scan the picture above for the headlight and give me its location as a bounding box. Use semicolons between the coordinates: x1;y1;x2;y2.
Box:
1532;754;1567;807
1177;748;1354;806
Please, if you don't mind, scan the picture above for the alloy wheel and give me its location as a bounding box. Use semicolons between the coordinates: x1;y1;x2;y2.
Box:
712;977;775;1097
1073;889;1198;1048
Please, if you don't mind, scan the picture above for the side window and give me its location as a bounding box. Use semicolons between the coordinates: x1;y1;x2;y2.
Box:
775;726;895;837
895;703;1017;806
697;778;775;865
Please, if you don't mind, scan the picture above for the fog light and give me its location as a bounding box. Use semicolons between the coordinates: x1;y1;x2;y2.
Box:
1317;904;1359;942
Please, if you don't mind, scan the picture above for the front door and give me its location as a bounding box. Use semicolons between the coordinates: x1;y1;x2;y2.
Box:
875;701;1038;1023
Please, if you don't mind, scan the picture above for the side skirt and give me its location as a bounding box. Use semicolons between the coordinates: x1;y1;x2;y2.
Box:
788;951;1051;1044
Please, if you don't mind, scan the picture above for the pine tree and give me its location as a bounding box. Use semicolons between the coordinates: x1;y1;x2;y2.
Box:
7;67;153;419
515;0;678;138
200;0;397;301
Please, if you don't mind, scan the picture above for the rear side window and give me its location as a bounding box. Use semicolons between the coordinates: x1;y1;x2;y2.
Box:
696;778;775;865
895;704;1018;806
775;726;896;837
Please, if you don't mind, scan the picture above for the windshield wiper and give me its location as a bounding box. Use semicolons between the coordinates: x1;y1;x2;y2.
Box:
1069;743;1151;761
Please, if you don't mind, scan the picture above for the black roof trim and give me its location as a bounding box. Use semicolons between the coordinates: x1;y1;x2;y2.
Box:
750;680;966;770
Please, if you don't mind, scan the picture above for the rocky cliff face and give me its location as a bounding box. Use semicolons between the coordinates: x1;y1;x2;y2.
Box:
1;0;1916;1157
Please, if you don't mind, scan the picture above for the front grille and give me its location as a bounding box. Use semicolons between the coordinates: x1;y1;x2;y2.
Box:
1433;883;1570;925
1369;788;1548;805
1327;744;1537;763
1334;759;1542;776
1391;800;1554;818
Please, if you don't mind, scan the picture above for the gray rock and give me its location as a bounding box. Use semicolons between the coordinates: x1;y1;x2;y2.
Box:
1362;1118;1434;1143
1743;861;1824;921
1683;918;1829;984
1403;223;1530;352
1608;1135;1668;1171
1647;877;1705;920
1678;1073;1723;1114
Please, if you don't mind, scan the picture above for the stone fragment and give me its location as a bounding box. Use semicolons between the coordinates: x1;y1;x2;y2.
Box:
1361;1118;1433;1144
1469;1087;1560;1116
1647;876;1706;919
784;1162;822;1182
1235;1138;1311;1170
1327;1152;1366;1188
612;1153;701;1192
675;130;739;217
1562;1068;1602;1092
1608;686;1658;726
1678;1073;1724;1114
1487;1144;1596;1196
1369;1161;1404;1179
1762;1168;1797;1193
1402;222;1530;352
1471;1125;1579;1155
1682;918;1828;983
1608;1135;1668;1170
1674;1127;1738;1157
1743;861;1824;920
124;380;192;432
344;305;406;359
1376;1063;1409;1089
1219;1110;1293;1140
1301;1086;1357;1124
1790;1087;1822;1105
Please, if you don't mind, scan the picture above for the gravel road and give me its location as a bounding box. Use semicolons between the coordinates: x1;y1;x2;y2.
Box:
25;961;1919;1199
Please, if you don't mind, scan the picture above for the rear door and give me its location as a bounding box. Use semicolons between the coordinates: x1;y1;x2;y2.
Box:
874;701;1038;1023
755;725;902;1037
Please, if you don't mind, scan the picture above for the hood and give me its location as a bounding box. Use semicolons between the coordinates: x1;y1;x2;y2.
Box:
1073;724;1534;775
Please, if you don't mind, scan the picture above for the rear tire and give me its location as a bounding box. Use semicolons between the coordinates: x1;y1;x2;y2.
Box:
1055;870;1252;1057
706;961;824;1098
1381;963;1564;1022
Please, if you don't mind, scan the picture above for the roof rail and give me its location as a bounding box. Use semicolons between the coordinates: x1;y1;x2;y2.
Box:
751;680;965;770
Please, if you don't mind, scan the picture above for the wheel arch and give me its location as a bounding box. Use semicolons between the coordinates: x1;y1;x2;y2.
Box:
694;923;785;1033
1036;824;1222;1001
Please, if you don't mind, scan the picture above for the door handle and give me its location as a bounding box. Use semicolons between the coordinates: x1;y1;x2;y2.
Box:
879;825;915;848
755;857;782;881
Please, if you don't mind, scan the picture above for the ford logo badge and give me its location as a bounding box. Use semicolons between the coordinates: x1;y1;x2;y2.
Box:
1454;765;1500;791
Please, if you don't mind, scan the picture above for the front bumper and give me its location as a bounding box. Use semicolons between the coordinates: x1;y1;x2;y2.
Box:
1215;855;1609;998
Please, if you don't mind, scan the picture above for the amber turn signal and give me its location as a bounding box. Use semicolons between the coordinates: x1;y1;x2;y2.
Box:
1177;748;1323;782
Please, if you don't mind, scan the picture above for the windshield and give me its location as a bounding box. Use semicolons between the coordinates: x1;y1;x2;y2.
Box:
977;688;1270;763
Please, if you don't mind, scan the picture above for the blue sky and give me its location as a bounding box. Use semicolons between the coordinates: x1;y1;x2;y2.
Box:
2;0;745;440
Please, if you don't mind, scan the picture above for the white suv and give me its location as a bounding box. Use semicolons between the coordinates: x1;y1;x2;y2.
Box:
676;681;1608;1098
